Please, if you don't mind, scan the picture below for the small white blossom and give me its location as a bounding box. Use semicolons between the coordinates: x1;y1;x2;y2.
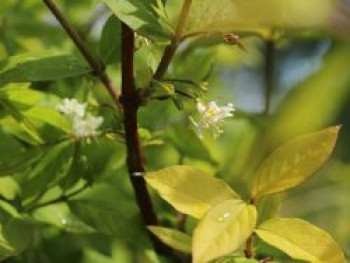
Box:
56;98;103;139
191;100;235;138
73;115;103;138
56;98;86;118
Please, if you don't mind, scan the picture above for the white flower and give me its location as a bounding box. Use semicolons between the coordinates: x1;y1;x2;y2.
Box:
56;98;86;118
73;115;103;138
191;100;235;138
56;98;103;138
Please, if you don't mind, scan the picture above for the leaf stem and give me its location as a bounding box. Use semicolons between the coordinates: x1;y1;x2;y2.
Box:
42;0;122;111
245;235;254;259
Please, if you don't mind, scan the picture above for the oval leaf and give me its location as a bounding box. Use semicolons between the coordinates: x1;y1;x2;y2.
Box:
148;226;192;253
145;165;239;218
22;141;74;201
99;14;121;65
100;0;170;39
255;218;346;263
251;126;339;201
68;184;147;244
0;52;90;84
192;199;257;263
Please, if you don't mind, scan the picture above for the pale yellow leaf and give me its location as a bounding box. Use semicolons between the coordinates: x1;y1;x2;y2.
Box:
145;165;239;218
255;218;346;263
251;126;339;201
192;199;257;263
184;0;338;36
148;226;191;253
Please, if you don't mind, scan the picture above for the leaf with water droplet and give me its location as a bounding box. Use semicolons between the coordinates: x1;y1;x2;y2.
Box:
192;199;257;263
145;165;240;218
251;126;340;201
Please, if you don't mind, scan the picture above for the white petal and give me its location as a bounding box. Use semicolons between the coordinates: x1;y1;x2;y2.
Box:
197;101;207;114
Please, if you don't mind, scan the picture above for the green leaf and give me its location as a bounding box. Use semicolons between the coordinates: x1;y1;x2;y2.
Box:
184;0;338;36
0;99;44;144
33;203;93;233
68;184;145;243
59;142;87;191
0;177;20;200
0;218;37;260
2;218;37;254
0;84;70;133
0;52;90;84
251;126;339;201
22;140;74;201
192;199;257;263
0;116;43;145
167;125;215;164
99;0;171;39
0;83;60;108
0;129;44;176
145;165;239;218
148;226;191;253
255;218;346;263
23;106;70;133
99;15;121;65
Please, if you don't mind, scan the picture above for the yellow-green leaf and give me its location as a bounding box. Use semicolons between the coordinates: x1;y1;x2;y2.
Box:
251;126;339;201
255;218;346;263
192;199;257;263
184;0;338;36
148;226;191;253
145;165;239;218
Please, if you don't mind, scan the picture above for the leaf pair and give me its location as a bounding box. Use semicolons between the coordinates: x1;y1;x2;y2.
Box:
146;166;257;263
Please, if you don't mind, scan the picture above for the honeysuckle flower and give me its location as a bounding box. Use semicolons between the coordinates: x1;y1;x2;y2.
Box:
73;115;103;138
191;100;235;138
56;98;86;119
56;98;103;138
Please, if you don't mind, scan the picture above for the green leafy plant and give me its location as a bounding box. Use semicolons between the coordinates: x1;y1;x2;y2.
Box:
0;0;349;262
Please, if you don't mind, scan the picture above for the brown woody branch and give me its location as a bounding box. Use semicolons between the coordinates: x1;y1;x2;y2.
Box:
42;0;122;111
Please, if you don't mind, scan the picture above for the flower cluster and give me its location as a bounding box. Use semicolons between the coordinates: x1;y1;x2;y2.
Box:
191;100;235;139
56;98;103;138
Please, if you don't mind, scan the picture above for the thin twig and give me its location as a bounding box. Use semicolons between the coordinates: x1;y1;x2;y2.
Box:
42;0;122;111
153;0;192;81
25;184;89;213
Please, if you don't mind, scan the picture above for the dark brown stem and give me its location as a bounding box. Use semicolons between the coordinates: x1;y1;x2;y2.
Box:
42;0;122;111
120;23;171;257
263;39;275;115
